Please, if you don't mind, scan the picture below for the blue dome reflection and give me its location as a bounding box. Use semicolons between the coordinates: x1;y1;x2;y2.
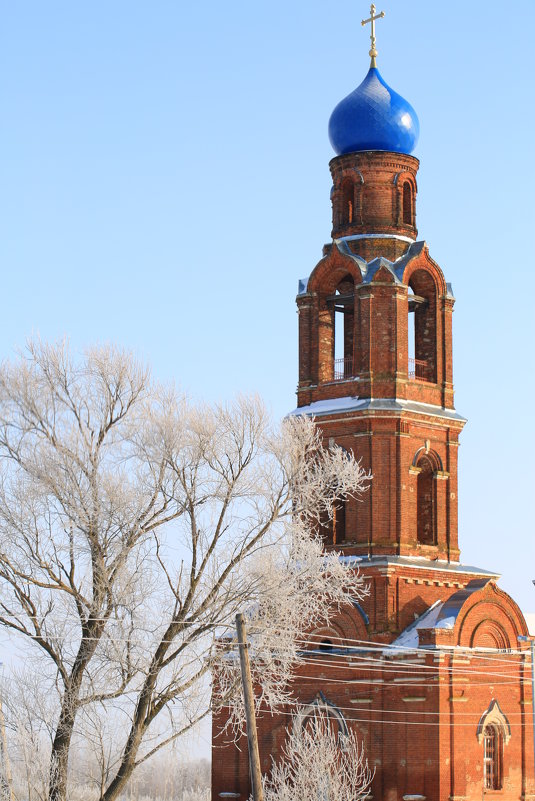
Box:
328;67;419;156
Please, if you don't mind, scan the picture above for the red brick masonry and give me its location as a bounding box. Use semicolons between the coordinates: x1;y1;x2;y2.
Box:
212;150;534;801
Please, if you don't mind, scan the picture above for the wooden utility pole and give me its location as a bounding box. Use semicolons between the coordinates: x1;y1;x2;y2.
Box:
235;613;264;801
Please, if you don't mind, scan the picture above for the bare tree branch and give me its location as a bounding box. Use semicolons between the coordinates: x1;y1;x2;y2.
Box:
0;341;370;801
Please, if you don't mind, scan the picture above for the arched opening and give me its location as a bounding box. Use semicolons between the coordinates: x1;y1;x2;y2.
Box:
416;455;435;544
340;181;354;226
333;275;354;380
408;269;437;383
319;639;333;652
483;726;503;790
403;181;412;225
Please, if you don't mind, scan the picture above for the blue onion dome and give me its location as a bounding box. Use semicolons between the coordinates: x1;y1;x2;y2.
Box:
328;66;420;156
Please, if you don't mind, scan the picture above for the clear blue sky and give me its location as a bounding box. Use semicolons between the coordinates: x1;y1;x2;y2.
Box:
0;1;534;618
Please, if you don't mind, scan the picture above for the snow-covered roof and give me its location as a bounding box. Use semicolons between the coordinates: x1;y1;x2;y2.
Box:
389;601;446;651
289;396;466;423
386;578;492;653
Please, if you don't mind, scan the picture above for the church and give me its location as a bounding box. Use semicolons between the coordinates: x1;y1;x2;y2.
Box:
212;7;534;800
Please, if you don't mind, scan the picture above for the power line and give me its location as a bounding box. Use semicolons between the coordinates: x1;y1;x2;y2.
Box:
293;652;529;680
255;705;531;729
290;632;532;666
281;664;534;688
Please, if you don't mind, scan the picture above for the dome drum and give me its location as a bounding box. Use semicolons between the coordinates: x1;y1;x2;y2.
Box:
330;150;419;240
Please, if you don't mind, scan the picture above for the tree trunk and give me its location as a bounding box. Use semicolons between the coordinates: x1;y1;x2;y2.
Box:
101;621;179;801
101;726;145;801
48;623;103;801
49;704;76;801
49;669;96;799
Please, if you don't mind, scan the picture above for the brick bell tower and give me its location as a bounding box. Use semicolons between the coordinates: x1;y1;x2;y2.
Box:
295;15;464;637
212;9;533;801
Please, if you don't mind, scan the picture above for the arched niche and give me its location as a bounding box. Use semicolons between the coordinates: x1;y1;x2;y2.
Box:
403;181;413;225
331;170;363;232
471;619;510;650
393;171;417;230
340;179;354;226
411;447;442;545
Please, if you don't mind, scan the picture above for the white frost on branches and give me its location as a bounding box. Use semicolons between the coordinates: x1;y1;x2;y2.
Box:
214;412;370;730
262;709;373;801
215;525;369;729
0;340;370;801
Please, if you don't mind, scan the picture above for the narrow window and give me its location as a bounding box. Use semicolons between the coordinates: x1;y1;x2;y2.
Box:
321;498;346;545
407;288;416;373
332;498;346;544
483;726;502;790
341;181;354;225
417;456;435;544
403;182;412;225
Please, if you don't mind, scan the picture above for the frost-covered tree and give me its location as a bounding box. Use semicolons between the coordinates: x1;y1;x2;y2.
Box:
0;341;369;801
263;709;373;801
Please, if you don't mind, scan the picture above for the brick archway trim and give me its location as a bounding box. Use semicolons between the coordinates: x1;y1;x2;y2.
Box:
476;699;512;745
294;691;349;740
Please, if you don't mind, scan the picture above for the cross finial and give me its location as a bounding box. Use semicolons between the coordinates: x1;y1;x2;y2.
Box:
361;4;385;68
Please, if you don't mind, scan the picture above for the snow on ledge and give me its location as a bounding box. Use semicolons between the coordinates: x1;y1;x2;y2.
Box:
289;396;465;422
289;396;365;417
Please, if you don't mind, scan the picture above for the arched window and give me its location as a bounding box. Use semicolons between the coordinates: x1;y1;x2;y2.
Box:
477;699;511;789
341;181;354;226
483;726;503;790
416;455;435;544
403;181;412;225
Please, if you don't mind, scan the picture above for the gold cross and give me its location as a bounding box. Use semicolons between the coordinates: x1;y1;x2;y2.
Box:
361;4;385;68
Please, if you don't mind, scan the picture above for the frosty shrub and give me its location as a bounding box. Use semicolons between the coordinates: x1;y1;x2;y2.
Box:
263;709;373;801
